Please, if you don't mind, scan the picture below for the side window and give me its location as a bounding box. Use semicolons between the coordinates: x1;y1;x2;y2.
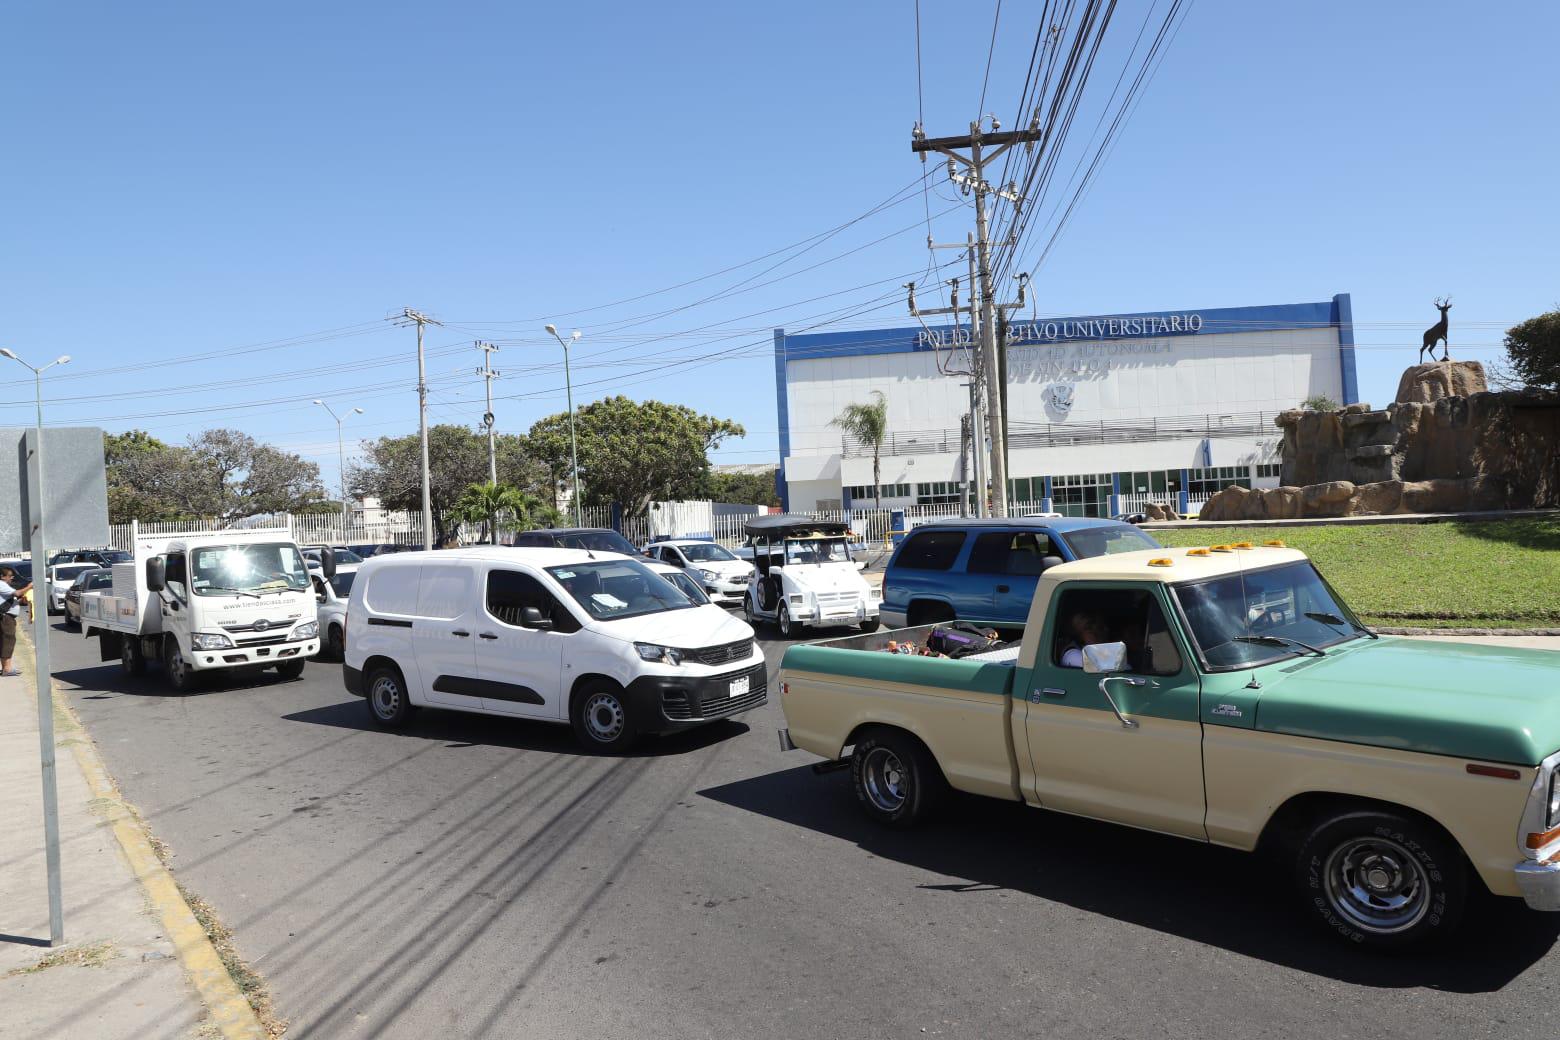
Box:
967;531;1054;576
511;533;548;548
311;575;327;603
164;552;188;601
896;529;966;571
364;565;421;616
1049;586;1183;677
418;565;473;620
486;569;581;633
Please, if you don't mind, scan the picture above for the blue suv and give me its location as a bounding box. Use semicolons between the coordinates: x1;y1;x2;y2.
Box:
879;517;1162;629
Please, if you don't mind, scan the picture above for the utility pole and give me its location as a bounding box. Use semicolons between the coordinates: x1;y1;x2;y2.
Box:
396;308;442;548
913;117;1039;517
476;341;500;486
312;400;364;541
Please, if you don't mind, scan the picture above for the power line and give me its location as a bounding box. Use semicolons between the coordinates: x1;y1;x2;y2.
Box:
977;0;1005;116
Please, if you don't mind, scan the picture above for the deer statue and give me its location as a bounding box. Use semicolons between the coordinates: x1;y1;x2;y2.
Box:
1420;297;1452;363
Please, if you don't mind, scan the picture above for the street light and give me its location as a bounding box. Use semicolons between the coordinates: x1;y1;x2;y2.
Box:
543;324;584;527
312;400;364;542
0;347;70;947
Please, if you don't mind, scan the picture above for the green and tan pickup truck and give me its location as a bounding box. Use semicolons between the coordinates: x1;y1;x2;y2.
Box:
777;544;1560;948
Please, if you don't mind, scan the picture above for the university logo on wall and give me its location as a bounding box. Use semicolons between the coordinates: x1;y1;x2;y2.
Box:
1046;382;1076;418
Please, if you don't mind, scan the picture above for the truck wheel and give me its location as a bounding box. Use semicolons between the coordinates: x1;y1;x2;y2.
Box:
120;635;146;677
365;664;413;730
1296;809;1466;949
851;729;948;828
777;602;794;639
571;681;639;753
859;618;881;633
163;638;193;693
274;659;306;681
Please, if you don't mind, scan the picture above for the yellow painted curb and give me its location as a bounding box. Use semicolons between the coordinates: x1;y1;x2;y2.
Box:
20;633;268;1040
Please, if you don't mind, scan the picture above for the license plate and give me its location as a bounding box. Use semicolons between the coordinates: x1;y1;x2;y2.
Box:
729;676;750;698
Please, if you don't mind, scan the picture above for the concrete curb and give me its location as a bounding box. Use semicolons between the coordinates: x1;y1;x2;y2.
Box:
1378;626;1560;637
21;633;268;1040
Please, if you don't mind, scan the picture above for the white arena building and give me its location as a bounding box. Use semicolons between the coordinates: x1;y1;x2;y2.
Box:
773;295;1358;517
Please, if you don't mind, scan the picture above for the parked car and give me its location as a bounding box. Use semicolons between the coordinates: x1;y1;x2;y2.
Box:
64;567;113;626
511;528;646;556
46;562;98;614
310;563;359;660
303;545;364;568
340;547;765;751
0;559;34;585
742;515;879;638
643;539;754;606
1111;511;1150;525
644;559;713;605
881;517;1161;630
48;548;131;568
778;543;1560;950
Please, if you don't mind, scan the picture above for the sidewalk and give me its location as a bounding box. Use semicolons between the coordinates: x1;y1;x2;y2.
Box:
0;635;240;1039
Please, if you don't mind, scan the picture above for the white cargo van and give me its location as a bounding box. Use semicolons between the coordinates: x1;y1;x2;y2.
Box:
341;547;766;751
81;528;322;691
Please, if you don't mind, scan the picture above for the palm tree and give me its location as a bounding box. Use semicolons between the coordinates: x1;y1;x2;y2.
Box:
452;481;535;544
830;392;889;507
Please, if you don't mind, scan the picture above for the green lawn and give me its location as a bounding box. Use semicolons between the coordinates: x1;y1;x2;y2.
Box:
1151;517;1560;628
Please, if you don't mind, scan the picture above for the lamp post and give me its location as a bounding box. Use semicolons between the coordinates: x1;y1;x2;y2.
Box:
543;324;584;527
312;400;363;542
0;347;70;947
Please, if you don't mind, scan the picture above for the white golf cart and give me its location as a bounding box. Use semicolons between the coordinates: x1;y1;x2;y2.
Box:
742;515;880;638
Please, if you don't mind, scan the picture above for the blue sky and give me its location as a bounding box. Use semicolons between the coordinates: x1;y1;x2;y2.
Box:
3;1;1557;493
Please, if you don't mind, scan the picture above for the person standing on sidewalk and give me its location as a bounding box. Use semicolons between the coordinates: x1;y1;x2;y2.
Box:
0;565;32;676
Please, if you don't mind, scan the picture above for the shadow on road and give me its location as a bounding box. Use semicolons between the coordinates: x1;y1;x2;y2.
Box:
281;698;750;758
55;661;308;698
699;765;1558;993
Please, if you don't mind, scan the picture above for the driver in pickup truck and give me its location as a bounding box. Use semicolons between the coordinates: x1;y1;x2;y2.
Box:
1060;611;1111;668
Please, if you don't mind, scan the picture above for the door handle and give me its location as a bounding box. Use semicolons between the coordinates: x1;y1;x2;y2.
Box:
451;630;470;637
478;632;499;640
1098;675;1147;728
1040;686;1066;698
996;585;1010;594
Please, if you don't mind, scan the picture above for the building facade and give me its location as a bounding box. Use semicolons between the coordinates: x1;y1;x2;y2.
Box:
774;295;1357;516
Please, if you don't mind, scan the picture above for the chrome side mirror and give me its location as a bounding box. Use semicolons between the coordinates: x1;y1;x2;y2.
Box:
1081;641;1128;674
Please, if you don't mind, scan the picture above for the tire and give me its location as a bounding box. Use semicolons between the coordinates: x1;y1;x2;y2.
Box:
1296;809;1466;949
850;729;948;828
326;623;344;662
777;601;794;639
274;659;306;681
365;663;413;730
859;618;881;633
743;594;757;626
120;635;146;677
570;681;640;753
163;637;193;693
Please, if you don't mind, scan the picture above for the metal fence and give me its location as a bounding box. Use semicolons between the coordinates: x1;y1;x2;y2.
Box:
842;409;1282;459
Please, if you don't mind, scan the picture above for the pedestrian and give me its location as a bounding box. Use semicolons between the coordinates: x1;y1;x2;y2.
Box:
0;565;33;677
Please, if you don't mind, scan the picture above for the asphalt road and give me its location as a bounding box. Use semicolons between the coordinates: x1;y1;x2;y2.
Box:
52;615;1560;1040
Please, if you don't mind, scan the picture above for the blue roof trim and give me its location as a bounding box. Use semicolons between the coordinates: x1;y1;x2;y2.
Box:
779;299;1345;361
1332;293;1359;405
773;328;790;511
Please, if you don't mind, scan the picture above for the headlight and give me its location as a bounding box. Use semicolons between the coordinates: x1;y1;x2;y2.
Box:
1547;772;1560;829
870;586;883;600
289;621;319;641
635;642;683;665
699;569;719;582
789;594;804;605
191;632;235;650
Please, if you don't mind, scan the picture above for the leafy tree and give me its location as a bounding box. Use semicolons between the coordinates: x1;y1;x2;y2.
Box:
702;468;780;506
524;396;744;514
104;430;184;523
109;428;324;525
352;425;549;541
1502;309;1560;391
451;481;553;544
830;392;888;506
1300;394;1339;412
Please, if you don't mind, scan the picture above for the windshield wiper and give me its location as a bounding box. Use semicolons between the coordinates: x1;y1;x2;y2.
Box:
1305;610;1378;639
1234;634;1327;657
204;585;262;599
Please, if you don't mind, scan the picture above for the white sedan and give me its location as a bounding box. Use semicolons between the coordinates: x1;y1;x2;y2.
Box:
643;539;754;606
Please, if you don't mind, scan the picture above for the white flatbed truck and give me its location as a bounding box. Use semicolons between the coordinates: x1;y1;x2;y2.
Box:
81;528;325;691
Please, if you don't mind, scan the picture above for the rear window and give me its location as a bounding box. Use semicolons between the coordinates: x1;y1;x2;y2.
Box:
896;529;966;571
363;564;422;616
511;533;555;547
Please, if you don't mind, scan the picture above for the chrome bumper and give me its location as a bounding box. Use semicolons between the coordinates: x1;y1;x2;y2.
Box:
1514;860;1560;911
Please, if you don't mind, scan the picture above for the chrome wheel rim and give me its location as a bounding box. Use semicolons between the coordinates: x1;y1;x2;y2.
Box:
778;604;791;637
370;675;401;719
1324;836;1431;934
861;746;909;813
582;692;625;743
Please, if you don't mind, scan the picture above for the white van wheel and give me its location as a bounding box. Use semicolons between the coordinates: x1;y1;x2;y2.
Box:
571;682;639;753
366;664;413;729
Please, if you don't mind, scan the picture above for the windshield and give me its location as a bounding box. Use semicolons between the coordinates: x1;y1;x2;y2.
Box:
663;570;711;604
546;559;697;621
1058;525;1160;558
1173;561;1365;670
191;543;310;597
785;537;853;566
556;530;641;556
679;542;737;563
54;564;95;582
